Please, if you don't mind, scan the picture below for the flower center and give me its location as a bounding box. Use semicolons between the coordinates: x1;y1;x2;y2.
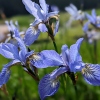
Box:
82;64;93;75
29;54;41;61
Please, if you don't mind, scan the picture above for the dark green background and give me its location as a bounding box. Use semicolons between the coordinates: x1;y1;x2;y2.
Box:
0;0;100;17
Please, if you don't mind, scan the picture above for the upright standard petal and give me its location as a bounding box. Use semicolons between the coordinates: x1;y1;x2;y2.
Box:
86;13;95;24
39;0;48;15
92;9;96;20
70;4;78;12
0;43;19;59
0;59;20;87
15;37;27;55
22;0;44;20
83;21;90;33
69;38;83;63
34;50;63;68
65;7;76;16
69;38;83;72
81;63;100;86
61;44;69;65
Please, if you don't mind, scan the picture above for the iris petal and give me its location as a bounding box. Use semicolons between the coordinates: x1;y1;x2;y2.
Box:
86;13;95;24
69;38;83;63
24;27;40;46
34;50;63;68
0;59;20;87
39;0;48;15
65;7;76;16
82;63;100;86
38;74;60;100
54;20;59;35
0;43;19;59
92;9;96;20
61;44;69;65
70;4;78;12
46;11;59;20
38;23;48;32
22;0;44;20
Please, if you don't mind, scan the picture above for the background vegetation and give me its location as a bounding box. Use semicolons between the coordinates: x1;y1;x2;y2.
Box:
0;0;100;17
0;0;100;100
0;10;100;100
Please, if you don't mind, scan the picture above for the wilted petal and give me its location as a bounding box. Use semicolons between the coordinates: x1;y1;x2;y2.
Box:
38;23;48;32
54;20;59;35
24;27;40;46
38;74;60;100
34;50;63;68
0;59;20;87
82;63;100;86
0;43;19;59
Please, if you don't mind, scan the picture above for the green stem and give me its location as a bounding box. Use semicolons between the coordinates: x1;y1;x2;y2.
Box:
52;40;58;52
46;23;58;52
60;74;67;99
93;40;97;63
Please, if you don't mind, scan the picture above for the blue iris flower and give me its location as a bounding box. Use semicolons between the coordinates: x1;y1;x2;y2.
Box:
0;32;35;87
34;38;100;100
5;20;25;45
83;22;100;43
22;0;59;46
86;9;100;28
65;4;86;21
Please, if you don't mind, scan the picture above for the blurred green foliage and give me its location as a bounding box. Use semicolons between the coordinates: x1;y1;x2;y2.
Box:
0;11;100;100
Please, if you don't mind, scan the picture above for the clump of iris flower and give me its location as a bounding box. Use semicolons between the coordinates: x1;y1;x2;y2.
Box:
83;21;100;43
65;4;86;27
5;20;25;44
33;38;100;100
0;30;40;87
86;9;100;28
22;0;59;46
